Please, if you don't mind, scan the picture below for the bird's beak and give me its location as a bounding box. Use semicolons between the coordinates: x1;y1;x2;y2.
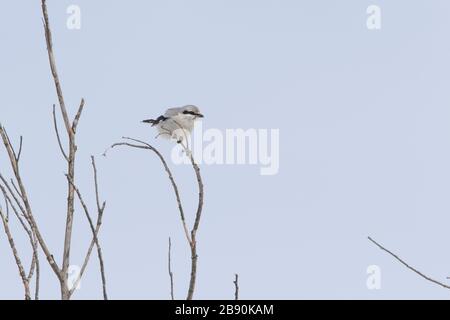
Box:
196;113;204;118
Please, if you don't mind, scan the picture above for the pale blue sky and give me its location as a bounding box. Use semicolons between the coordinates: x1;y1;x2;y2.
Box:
1;0;450;299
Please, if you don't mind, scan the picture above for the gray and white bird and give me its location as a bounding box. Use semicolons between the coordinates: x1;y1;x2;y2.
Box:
142;105;204;143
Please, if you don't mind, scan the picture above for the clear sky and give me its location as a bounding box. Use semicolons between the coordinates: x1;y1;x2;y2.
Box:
1;0;450;299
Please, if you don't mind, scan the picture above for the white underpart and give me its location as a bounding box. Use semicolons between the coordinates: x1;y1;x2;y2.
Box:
156;113;197;142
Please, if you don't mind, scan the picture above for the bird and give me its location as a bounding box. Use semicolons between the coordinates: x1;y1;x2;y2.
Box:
142;105;204;143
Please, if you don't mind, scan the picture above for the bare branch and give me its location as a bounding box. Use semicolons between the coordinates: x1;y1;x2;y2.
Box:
91;156;102;210
0;1;101;300
0;126;61;280
155;131;172;139
105;138;192;245
0;185;29;235
0;175;26;217
188;153;204;240
3;127;18;161
41;0;82;298
1;180;39;300
41;0;71;137
10;178;21;196
1;164;40;300
17;136;23;162
52;104;68;161
185;147;204;300
90;156;108;300
0;207;31;300
28;233;40;300
168;237;174;300
65;172;107;299
1;186;10;221
106;137;205;300
72;98;85;133
368;236;450;290
233;274;239;300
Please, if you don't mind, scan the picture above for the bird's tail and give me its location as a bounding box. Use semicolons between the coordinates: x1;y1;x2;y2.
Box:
142;115;167;126
142;119;157;126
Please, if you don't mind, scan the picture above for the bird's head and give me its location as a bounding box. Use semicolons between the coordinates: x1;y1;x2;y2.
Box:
182;105;204;119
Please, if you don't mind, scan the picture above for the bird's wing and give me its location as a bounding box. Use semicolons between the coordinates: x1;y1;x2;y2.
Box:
164;107;183;117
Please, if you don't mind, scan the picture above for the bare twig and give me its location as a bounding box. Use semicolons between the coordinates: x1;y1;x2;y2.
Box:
105;137;192;244
10;179;23;201
0;206;31;300
233;274;239;300
3;127;19;161
41;0;87;298
155;129;172;140
42;0;76;295
106;137;205;300
90;156;108;300
30;233;40;300
1;158;41;300
0;185;28;235
23;226;40;300
52;104;68;161
368;236;450;290
185;147;204;300
65;163;107;299
1;187;10;221
41;0;70;136
0;0;104;300
17;136;23;162
168;237;174;300
72;98;85;133
0;126;61;281
0;174;26;217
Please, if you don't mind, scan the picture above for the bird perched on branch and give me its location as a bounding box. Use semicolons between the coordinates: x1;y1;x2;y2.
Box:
142;105;204;143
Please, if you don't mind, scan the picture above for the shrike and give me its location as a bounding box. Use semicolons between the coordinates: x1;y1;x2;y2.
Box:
142;105;204;143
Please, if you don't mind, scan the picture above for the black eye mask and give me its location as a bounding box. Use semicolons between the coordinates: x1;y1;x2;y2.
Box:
183;110;204;117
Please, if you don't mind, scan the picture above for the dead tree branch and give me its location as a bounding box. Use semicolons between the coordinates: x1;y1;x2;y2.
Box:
233;274;239;300
91;156;108;300
104;137;191;244
65;157;107;299
0;0;107;300
185;147;204;300
104;137;205;300
52;104;68;161
0;206;31;300
41;0;92;299
2;185;40;300
0;126;61;281
368;236;450;290
168;237;174;300
0;148;40;300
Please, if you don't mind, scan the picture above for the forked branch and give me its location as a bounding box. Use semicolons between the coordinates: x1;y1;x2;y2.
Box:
0;126;61;281
65;157;107;299
105;137;205;300
41;0;88;299
0;205;31;300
